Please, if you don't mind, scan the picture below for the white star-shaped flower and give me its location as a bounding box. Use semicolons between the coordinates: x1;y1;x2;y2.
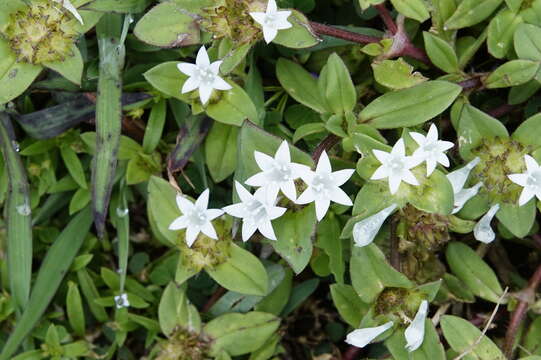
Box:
446;157;482;214
474;203;500;243
345;321;394;348
169;189;224;247
223;182;287;241
177;46;232;105
114;293;129;309
508;154;541;206
53;0;84;24
249;0;292;43
353;204;397;247
245;140;310;202
371;138;420;195
405;300;428;352
410;124;454;176
296;151;354;221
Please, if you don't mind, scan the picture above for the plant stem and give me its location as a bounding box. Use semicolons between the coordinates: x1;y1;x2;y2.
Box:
390;219;400;271
375;4;397;34
309;21;381;44
504;263;541;357
202;287;226;313
343;346;363;360
312;134;340;163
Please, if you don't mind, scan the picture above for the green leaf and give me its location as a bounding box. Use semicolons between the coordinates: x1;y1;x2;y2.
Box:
524;317;541;357
0;208;93;360
445;0;504;30
316;212;345;283
513;113;541;147
217;39;252;75
350;244;413;303
515;23;541;61
207;243;269;296
273;10;320;48
205;122;238;182
147;176;180;245
81;132;142;160
358;81;462;129
0;39;42;105
281;278;319;316
423;32;459;73
385;321;445;360
272;204;317;274
496;200;536;238
358;0;385;10
92;13;125;236
487;9;523;59
82;0;152;13
441;315;506;359
484;59;539;88
205;83;258;126
408;169;454;215
276;58;330;114
133;2;200;47
43;46;84;85
390;0;430;22
159;282;201;336
60;146;87;189
77;269;108;322
372;58;428;89
69;188;91;214
330;284;369;328
143;61;190;101
66;282;85;337
456;105;509;160
0;114;32;310
142;99;166;154
506;0;524;12
446;242;505;303
255;268;293;315
204;312;280;356
292;122;326;144
318;53;356;114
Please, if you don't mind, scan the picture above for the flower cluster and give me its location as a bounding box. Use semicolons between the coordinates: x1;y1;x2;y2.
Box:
169;140;354;243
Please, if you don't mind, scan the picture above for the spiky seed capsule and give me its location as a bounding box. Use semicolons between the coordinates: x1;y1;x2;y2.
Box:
202;0;265;44
375;288;426;323
1;1;80;64
471;137;529;204
156;328;212;360
177;219;232;272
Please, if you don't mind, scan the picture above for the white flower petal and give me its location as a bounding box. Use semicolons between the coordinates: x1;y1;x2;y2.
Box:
370;165;390;180
447;157;480;193
524;154;539;173
200;222;218;240
268;205;287;220
329;188;352;206
196;189;210;209
258;219;277;240
198;84;213;105
254;151;275;171
409;131;426;146
508;173;528;187
401;170;419;186
206;209;224;221
210;60;223;75
262;27;279;43
169;216;189;230
275;11;293;29
185;226;200;247
452;182;482;214
388;174;402;194
405;300;428;352
235;181;253;203
332;169;355;186
315;198;331;221
474;204;500;243
353;204;397;247
267;0;278;13
372;149;391;164
249;11;267;25
281;180;297;201
195;46;210;67
181;76;200;94
177;62;198;77
242;221;258;242
275;140;291;164
212;76;232;91
176;194;194;213
426;159;437;177
519;187;536;206
392;138;406;157
316;151;332;174
245;172;268;187
296;188;315;205
223;203;247;218
345;322;394;348
426;123;438;142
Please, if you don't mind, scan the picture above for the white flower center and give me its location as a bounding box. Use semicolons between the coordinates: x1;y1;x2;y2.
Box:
188;208;208;227
312;173;334;197
263;14;278;27
195;67;216;86
269;162;292;183
389;157;405;172
244;199;268;224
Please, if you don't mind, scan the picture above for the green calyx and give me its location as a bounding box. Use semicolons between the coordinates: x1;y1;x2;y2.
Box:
156;328;211;360
375;288;426;322
1;1;80;64
177;220;232;272
202;0;264;43
396;205;449;283
471;137;529;204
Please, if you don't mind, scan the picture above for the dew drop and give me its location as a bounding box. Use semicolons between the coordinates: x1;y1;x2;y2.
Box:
16;203;31;216
11;140;20;152
116;207;129;217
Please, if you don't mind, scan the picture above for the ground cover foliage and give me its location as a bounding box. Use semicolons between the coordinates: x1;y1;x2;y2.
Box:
2;0;541;359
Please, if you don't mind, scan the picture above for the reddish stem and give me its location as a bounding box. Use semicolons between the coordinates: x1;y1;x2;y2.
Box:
343;346;363;360
201;287;226;313
503;262;541;357
309;21;381;44
375;4;397;34
486;104;516;118
312;134;340;163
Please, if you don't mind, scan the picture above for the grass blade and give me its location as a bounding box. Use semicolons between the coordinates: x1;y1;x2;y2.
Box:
91;13;126;236
0;207;93;360
0;112;32;311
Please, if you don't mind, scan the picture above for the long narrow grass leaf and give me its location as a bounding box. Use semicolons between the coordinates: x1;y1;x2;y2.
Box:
0;207;93;360
0;112;32;311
